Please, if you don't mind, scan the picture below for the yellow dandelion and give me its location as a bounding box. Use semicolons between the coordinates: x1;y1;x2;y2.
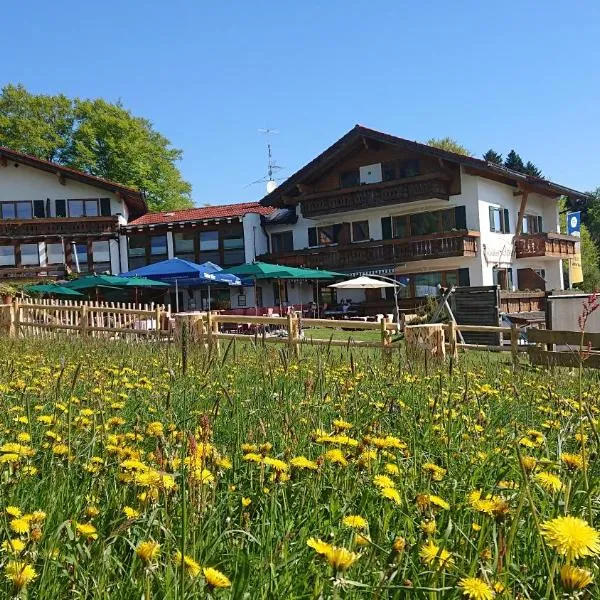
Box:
307;537;331;555
1;539;26;554
458;577;495;600
373;474;395;489
9;518;29;535
535;471;564;494
380;487;401;505
6;506;22;518
241;497;252;507
323;449;347;466
324;546;360;571
342;515;368;530
75;522;98;540
203;567;231;588
392;537;406;553
123;506;140;519
419;540;453;569
173;551;201;578
4;561;37;591
560;564;593;591
560;453;584;471
541;516;600;562
136;540;160;563
290;456;318;470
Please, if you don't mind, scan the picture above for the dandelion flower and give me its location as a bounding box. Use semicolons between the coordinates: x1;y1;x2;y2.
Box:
1;539;26;554
392;537;406;553
560;453;584;471
203;567;231;588
380;487;401;505
560;564;593;591
262;457;288;472
136;541;160;563
307;537;330;555
324;546;360;571
241;497;252;507
323;449;347;466
5;506;21;518
75;522;98;541
342;515;368;530
540;516;600;562
290;456;318;470
4;561;37;591
10;518;29;535
535;471;564;494
173;551;201;578
419;540;453;569
373;474;395;489
458;577;495;600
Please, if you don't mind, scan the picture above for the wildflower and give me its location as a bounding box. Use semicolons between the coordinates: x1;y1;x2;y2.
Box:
123;506;140;519
323;449;347;466
52;443;69;456
332;418;353;431
136;541;160;564
373;474;395;489
421;520;436;535
560;453;584;471
290;456;318;470
146;421;164;436
422;462;446;481
6;506;22;518
380;487;401;505
392;537;406;553
203;567;231;589
307;538;359;571
419;540;453;569
307;537;330;555
540;516;600;562
1;539;26;554
342;515;368;530
458;577;495;600
75;522;98;541
417;494;450;510
173;551;201;578
535;471;564;493
241;497;252;507
384;463;399;475
559;564;593;591
243;452;263;463
520;455;537;473
262;457;288;472
10;518;29;535
4;561;37;591
355;534;370;547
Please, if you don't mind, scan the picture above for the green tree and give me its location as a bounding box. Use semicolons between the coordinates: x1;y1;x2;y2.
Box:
0;84;192;212
426;137;471;156
504;150;524;172
523;160;542;177
483;149;503;164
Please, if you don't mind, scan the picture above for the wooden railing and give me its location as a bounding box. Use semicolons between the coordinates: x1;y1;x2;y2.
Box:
261;230;479;270
299;173;451;217
0;266;66;280
0;216;119;239
514;232;577;258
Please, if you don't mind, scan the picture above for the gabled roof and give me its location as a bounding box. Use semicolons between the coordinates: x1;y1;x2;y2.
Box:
0;146;146;216
260;125;590;206
126;201;274;227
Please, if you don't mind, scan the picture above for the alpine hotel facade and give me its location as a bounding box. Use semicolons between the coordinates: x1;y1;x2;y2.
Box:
0;125;587;313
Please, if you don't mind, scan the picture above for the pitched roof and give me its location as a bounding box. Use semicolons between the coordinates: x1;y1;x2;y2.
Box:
126;201;274;227
260;125;590;206
0;146;147;216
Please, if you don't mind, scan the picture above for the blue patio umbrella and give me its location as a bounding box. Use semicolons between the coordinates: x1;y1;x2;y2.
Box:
120;258;240;311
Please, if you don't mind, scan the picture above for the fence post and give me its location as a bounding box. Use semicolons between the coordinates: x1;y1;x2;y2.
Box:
80;305;88;338
510;323;519;367
8;301;16;338
155;305;161;340
287;312;300;358
14;300;21;338
210;311;220;354
447;321;458;359
381;317;392;359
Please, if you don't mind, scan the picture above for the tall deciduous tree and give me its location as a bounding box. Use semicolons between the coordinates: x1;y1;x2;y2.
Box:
0;84;192;212
483;149;503;164
426;137;471;156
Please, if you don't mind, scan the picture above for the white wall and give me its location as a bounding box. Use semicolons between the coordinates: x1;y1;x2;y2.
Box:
242;213;268;262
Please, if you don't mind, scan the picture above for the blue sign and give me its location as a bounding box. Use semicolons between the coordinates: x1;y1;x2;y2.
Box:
567;211;581;237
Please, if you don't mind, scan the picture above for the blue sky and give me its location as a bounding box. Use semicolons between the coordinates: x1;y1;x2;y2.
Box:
2;1;599;205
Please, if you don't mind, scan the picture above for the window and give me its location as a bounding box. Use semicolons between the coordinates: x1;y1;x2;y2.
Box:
92;241;111;273
174;232;196;261
46;243;65;266
489;207;510;233
392;216;409;239
149;235;168;263
308;224;342;247
0;202;32;220
441;208;456;231
73;242;89;273
414;272;443;297
20;243;40;266
199;230;220;263
273;281;288;306
492;267;513;290
128;235;147;269
222;235;244;266
68;199;100;217
410;212;439;236
271;231;293;253
351;221;370;242
340;169;360;189
382;161;396;182
522;214;543;234
400;159;420;178
0;245;15;266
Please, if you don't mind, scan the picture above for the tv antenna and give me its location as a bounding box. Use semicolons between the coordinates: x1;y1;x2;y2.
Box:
245;128;285;193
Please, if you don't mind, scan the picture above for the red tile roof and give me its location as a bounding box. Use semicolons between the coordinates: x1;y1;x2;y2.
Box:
127;202;275;227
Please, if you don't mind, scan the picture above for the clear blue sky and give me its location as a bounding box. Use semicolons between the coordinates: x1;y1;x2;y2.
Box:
2;1;599;206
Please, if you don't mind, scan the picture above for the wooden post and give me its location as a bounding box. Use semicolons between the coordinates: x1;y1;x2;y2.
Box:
155;305;161;341
287;312;296;357
447;322;458;359
14;300;21;338
211;312;220;354
80;304;88;338
380;317;391;359
510;323;519;367
8;301;16;338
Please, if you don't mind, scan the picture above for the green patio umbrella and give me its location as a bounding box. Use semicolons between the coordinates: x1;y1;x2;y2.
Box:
24;284;84;298
64;274;129;291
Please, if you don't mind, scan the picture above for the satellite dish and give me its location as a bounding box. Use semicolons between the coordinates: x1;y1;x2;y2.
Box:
266;180;278;194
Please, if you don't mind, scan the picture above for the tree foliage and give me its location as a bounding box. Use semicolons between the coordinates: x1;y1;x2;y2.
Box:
504;150;524;172
0;84;192;212
426;137;471;156
577;223;600;291
483;149;503;164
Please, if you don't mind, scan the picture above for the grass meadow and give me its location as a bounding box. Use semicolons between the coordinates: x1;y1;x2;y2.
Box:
0;336;598;599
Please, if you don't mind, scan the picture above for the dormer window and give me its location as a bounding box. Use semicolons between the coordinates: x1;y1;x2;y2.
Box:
340;169;360;189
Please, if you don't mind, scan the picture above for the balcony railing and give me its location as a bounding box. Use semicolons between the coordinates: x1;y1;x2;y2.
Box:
261;230;479;270
0;216;119;239
514;233;578;259
299;173;451;217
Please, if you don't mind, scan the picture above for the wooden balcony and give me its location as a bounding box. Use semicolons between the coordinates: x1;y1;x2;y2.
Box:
0;266;65;280
299;173;451;218
0;216;119;240
261;230;479;270
514;233;578;259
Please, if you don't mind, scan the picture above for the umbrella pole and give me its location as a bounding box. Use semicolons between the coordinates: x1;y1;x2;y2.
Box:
208;285;211;311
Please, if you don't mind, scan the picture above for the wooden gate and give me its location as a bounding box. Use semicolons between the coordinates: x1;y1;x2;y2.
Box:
450;285;501;345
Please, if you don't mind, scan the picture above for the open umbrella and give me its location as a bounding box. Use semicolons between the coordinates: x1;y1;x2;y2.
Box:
24;283;84;298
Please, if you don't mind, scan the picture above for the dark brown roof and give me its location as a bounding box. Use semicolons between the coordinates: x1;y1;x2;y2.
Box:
126;202;274;227
260;125;590;206
0;146;146;216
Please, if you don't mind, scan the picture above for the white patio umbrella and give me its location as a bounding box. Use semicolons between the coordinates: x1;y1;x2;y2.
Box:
328;276;403;328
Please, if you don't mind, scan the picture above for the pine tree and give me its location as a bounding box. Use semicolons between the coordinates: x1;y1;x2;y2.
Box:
504;150;525;173
523;161;542;177
483;149;503;164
